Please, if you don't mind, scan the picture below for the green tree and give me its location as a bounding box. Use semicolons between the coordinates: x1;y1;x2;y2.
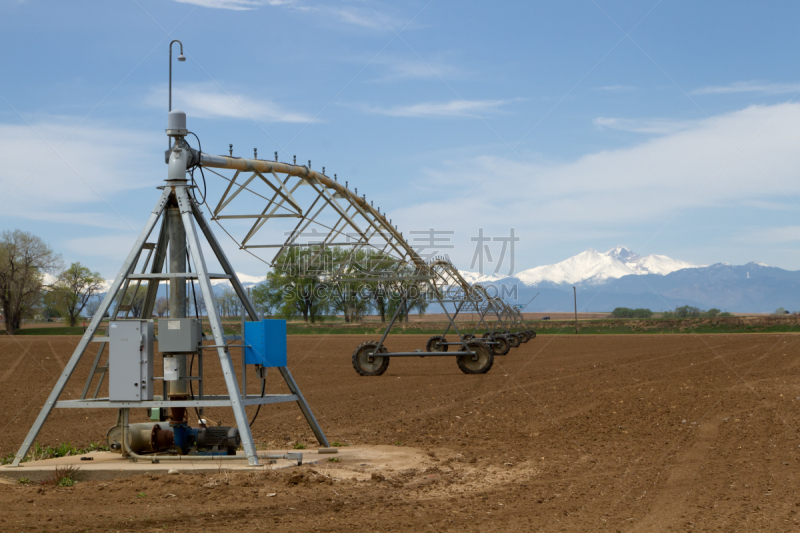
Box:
0;230;61;334
114;283;148;318
267;247;329;323
675;305;702;318
706;308;720;317
611;307;652;319
51;262;104;327
154;296;169;317
326;248;374;323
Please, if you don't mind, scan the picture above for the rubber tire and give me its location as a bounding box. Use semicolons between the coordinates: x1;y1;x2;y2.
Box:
519;331;532;343
457;341;494;374
425;335;448;353
482;332;493;339
508;334;521;348
462;333;475;340
493;335;510;356
528;330;536;340
352;341;389;376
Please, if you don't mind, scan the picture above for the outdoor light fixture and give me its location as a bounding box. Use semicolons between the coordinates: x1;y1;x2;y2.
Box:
169;39;185;113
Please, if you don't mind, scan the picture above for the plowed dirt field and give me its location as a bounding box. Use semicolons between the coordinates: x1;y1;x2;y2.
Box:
0;333;799;531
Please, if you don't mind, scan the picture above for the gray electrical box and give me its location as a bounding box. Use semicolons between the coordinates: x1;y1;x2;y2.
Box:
109;320;154;402
158;318;202;352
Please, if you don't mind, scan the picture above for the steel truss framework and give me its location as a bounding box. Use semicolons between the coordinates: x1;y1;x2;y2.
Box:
12;144;328;467
200;152;536;375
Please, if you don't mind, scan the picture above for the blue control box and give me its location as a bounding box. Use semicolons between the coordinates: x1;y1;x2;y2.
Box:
243;319;287;367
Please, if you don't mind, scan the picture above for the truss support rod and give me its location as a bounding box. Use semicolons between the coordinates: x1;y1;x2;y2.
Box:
11;188;171;467
175;186;259;466
191;197;329;447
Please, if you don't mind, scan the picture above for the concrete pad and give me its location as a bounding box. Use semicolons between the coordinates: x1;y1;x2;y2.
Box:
0;445;430;483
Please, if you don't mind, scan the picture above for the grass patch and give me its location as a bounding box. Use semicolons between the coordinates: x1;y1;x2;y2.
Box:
292;442;307;450
532;316;800;335
1;441;110;465
330;441;349;447
327;457;341;463
0;327;86;336
43;465;79;487
17;478;31;485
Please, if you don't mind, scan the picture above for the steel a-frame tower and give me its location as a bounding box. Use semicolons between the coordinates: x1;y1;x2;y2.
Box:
11;110;327;467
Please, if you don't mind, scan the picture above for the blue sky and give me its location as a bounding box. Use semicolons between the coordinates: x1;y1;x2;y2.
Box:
2;0;800;279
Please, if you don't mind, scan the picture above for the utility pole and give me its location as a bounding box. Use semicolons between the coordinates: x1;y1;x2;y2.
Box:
573;286;578;334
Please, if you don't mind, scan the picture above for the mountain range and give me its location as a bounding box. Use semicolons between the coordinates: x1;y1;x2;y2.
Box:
460;246;800;313
80;246;798;314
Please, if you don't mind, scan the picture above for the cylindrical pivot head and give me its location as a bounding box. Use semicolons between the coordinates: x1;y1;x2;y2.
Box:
166;110;188;137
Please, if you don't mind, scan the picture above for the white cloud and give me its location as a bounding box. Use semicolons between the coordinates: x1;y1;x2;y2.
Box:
173;0;294;11
356;99;513;118
146;83;314;123
594;85;637;92
393;104;800;236
64;235;140;259
368;55;463;82
693;80;800;95
173;0;396;29
0;119;161;227
593;116;697;135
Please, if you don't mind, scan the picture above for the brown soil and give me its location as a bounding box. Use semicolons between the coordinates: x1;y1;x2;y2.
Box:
0;333;799;531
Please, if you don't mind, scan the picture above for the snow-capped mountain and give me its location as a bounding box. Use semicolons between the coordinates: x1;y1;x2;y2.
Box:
461;246;700;288
210;272;266;289
458;270;505;285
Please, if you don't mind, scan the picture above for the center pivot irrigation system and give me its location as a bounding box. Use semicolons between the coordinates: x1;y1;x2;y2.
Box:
197;132;537;377
11;110;329;467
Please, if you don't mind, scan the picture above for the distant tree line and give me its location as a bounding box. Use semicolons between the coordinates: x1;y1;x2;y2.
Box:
250;247;428;324
610;307;653;319
0;232;434;333
611;305;733;319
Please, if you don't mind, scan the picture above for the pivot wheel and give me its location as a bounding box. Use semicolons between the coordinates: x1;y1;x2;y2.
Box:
352;341;389;376
508;334;521;348
426;335;449;352
519;331;531;343
462;333;475;340
457;340;494;374
493;335;510;355
527;330;536;340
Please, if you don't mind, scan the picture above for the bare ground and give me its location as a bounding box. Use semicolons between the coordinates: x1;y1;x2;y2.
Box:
0;333;799;531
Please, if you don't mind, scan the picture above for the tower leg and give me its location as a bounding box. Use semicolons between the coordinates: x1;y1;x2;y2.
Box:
189;196;329;447
11;189;171;466
175;187;259;465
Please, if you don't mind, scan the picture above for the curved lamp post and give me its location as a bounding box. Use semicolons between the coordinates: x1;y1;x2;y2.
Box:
169;40;185;113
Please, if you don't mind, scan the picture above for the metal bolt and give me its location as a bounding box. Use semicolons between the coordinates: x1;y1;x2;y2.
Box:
229;144;233;156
